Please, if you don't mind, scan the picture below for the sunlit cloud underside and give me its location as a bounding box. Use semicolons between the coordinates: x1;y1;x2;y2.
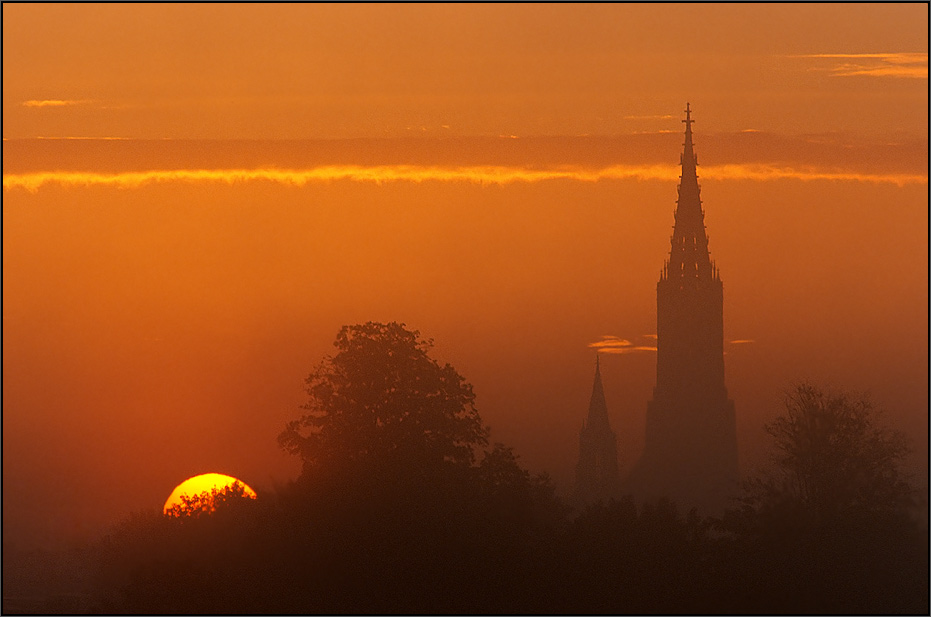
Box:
588;335;657;355
3;164;926;192
589;335;755;354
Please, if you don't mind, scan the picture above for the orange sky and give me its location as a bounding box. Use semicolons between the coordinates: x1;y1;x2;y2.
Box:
2;4;928;551
3;4;928;139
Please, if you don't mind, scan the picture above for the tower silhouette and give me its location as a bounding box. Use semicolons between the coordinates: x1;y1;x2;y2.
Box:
574;355;620;504
627;104;738;513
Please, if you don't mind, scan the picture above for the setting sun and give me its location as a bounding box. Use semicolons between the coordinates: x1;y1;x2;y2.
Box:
163;473;257;515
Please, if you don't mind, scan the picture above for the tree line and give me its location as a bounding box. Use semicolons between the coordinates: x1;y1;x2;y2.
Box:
50;323;931;613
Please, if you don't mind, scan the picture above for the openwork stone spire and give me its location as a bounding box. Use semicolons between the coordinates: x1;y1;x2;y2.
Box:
662;102;718;287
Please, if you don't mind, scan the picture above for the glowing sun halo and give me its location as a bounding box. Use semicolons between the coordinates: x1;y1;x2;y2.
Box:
163;473;257;514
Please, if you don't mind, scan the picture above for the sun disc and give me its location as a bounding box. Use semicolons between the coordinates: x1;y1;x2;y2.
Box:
163;473;257;514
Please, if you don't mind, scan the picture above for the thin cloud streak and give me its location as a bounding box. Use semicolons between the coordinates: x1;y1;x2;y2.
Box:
589;337;634;350
588;335;657;354
623;114;676;121
829;64;927;79
22;99;93;107
33;136;131;140
698;165;924;186
792;52;928;79
797;52;927;62
596;346;658;355
4;163;925;192
1;165;673;192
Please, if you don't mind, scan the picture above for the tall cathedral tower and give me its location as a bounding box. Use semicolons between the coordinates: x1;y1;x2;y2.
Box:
574;355;620;504
629;104;738;513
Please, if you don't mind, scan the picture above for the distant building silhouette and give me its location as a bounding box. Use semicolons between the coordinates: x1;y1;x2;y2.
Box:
574;355;620;504
627;104;738;513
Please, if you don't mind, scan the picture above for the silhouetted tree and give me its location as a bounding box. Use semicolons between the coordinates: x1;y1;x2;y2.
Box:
273;322;569;613
165;481;255;520
717;383;927;614
278;322;489;480
94;489;280;615
751;382;913;521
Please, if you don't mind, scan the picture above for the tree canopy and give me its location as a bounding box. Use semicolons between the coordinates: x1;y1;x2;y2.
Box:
754;382;912;521
81;372;926;614
718;383;925;613
164;481;257;520
278;322;489;478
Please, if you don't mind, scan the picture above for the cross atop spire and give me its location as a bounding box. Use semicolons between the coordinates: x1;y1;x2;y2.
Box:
682;102;695;162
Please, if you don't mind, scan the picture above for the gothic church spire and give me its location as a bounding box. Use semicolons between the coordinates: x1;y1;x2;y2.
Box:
664;102;715;286
628;102;738;514
585;354;609;431
574;354;619;504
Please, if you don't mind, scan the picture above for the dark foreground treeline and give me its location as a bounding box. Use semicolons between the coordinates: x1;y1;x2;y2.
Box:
5;471;927;615
84;469;925;615
5;322;927;614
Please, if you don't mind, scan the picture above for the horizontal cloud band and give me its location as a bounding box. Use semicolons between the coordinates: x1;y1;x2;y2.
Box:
3;163;926;192
21;99;91;108
588;335;657;354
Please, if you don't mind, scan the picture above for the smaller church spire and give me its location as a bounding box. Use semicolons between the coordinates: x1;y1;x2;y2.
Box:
575;352;620;504
586;354;609;430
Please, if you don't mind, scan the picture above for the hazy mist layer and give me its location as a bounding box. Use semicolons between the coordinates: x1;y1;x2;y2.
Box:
4;138;927;551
